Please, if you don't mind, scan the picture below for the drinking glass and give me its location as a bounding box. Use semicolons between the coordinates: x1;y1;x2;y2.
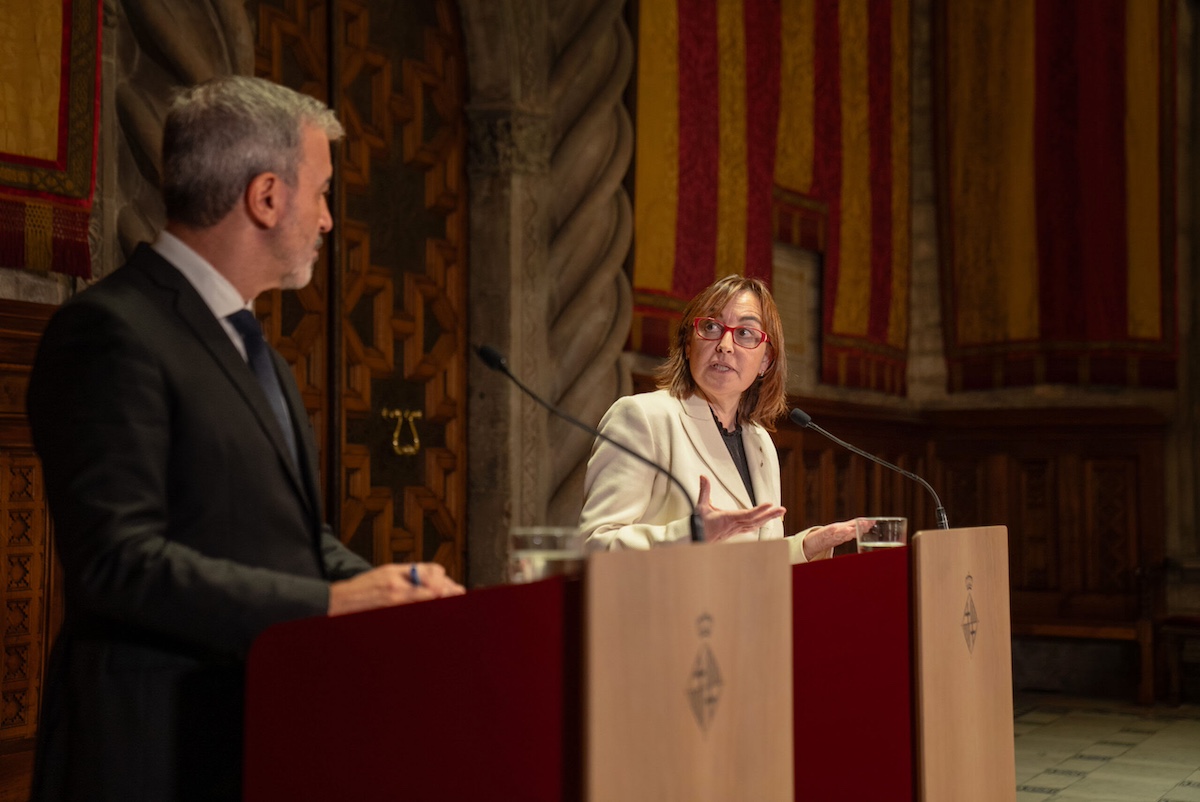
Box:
507;526;585;583
854;517;908;553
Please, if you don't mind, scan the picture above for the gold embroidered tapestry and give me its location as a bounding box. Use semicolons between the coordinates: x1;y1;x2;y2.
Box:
0;0;101;278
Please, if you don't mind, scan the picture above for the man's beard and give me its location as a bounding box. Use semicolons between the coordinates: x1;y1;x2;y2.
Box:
276;233;322;290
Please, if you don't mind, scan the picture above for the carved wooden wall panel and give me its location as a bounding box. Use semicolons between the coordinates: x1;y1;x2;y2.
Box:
930;409;1166;627
938;457;989;533
1019;459;1053;553
251;0;467;578
252;0;335;500
335;0;466;577
0;299;55;798
1012;458;1056;592
770;399;1166;635
2;452;47;740
1083;459;1138;594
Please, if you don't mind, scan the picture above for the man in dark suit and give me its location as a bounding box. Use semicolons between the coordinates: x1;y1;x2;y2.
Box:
26;75;463;801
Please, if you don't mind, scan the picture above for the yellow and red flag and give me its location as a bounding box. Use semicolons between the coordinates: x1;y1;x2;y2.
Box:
0;0;101;278
937;0;1176;390
633;0;781;316
633;0;911;394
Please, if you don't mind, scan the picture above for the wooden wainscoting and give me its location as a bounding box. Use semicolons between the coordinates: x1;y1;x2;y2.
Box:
0;299;59;801
929;407;1167;622
772;398;934;538
773;399;1167;703
930;407;1166;704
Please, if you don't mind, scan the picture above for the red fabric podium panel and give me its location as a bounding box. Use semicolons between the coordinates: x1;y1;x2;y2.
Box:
244;577;581;801
792;548;913;801
246;551;917;801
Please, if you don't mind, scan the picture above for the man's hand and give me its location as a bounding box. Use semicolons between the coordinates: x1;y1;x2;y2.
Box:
328;562;465;616
697;475;786;543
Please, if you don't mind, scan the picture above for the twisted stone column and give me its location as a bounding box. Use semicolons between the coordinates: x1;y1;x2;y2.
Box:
111;0;252;264
462;0;634;582
543;0;634;523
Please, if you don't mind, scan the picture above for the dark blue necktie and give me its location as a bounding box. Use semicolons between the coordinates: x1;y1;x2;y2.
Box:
227;310;299;467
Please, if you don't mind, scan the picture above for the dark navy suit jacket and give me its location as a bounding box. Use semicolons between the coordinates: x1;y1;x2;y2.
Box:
27;245;371;801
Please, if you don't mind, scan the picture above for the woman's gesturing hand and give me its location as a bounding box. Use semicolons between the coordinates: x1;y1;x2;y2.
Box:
696;475;785;543
800;519;859;561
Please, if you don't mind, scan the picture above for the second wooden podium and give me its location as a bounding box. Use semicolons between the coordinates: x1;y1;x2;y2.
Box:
792;525;1015;802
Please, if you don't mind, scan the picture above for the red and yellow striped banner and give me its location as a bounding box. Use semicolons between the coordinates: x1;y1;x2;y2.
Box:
777;0;911;393
633;0;911;395
634;0;780;300
938;0;1176;390
0;0;101;279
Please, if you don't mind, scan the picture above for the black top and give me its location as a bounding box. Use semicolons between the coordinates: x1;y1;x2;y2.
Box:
712;410;756;506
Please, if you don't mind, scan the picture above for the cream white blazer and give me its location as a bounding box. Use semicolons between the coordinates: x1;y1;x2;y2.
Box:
580;390;820;563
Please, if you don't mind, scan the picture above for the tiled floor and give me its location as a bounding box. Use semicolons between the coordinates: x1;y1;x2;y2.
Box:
1014;693;1200;801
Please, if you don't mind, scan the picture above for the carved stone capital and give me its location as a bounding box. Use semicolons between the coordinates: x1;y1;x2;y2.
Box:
466;108;552;176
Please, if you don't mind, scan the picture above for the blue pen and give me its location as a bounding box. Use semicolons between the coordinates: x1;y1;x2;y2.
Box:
410;563;420;587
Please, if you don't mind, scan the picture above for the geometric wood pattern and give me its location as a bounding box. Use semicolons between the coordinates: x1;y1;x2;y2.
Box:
336;0;466;579
253;0;467;580
1;450;48;743
0;299;57;799
253;0;335;498
334;0;466;579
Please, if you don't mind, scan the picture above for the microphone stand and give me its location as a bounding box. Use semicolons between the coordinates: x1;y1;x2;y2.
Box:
475;345;705;542
790;409;949;530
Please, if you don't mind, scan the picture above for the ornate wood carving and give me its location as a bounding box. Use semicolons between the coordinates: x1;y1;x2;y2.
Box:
334;0;466;576
2;451;47;741
0;300;55;796
252;0;334;479
252;0;468;578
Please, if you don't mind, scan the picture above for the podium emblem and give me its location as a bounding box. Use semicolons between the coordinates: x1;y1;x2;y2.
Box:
962;575;979;654
686;613;723;733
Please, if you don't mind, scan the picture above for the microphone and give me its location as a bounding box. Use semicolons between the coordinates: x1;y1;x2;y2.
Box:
789;408;949;530
475;345;704;542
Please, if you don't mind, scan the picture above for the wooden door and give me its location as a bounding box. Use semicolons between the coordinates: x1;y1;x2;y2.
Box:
252;0;468;579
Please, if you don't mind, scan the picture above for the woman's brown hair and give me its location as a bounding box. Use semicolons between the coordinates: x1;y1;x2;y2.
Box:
654;275;789;430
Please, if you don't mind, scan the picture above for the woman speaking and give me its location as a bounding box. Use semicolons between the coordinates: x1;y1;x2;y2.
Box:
579;275;857;563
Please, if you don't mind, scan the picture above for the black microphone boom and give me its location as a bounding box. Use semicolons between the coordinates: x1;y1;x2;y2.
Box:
475;345;704;542
789;408;949;530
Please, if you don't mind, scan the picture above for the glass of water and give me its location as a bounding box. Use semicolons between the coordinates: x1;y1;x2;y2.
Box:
855;517;908;553
507;526;585;583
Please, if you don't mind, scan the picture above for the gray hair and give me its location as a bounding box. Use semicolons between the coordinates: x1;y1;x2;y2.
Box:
162;75;343;227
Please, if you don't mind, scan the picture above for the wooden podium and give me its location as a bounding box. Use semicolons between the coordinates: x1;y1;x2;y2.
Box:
243;540;791;802
585;542;793;801
244;528;1013;801
792;525;1015;802
243;569;584;801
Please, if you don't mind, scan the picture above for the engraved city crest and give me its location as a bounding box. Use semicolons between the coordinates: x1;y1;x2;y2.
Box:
686;612;722;733
962;574;979;654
